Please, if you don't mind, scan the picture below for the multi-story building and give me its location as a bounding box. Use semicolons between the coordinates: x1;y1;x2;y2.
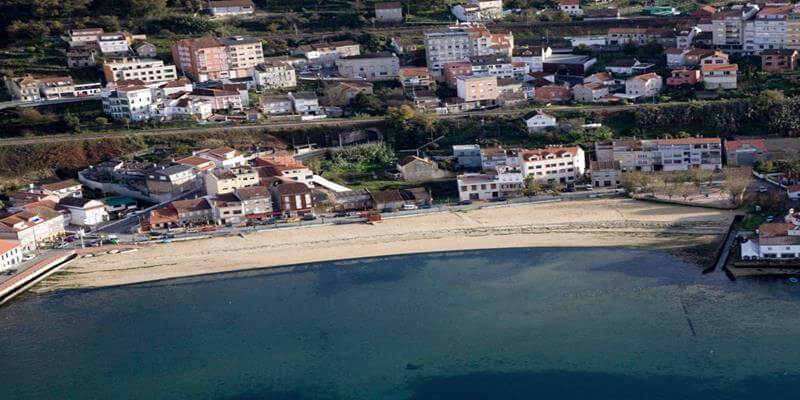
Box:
0;240;23;271
711;4;760;52
260;95;294;115
457;171;524;201
525;111;557;132
456;75;498;102
607;28;648;46
197;147;246;169
424;23;513;75
480;147;524;172
102;58;178;84
589;160;622;188
97;32;130;55
188;88;244;111
41;179;83;199
253;156;314;187
101;81;153;121
172;37;229;82
521;146;586;184
67;47;98;68
512;46;552;72
67;28;104;46
399;67;436;92
58;197;109;227
572;82;609;103
170;198;214;226
625;72;663;98
37;77;76;100
701;63;738;89
452;0;503;22
559;0;583;16
220;36;264;78
666;69;702;86
208;0;255;16
469;54;514;79
762;48;798;73
205;166;259;195
375;2;403;22
297;40;361;67
746;4;792;53
211;186;272;225
453;144;483;169
595;138;723;172
0;207;65;251
335;52;400;80
725;138;768;166
288;92;323;116
146;164;198;198
5;75;42;102
253;61;296;90
787;6;800;49
270;182;314;217
442;61;474;86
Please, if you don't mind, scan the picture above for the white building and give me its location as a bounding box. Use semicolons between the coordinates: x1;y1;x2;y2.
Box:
253;62;297;90
595;138;723;172
58;197;110;227
453;144;483;169
102;58;178;84
625;73;663;98
559;0;583;16
289;92;324;116
101;81;153;122
512;46;552;73
375;2;403;22
97;32;130;55
0;240;23;270
0;207;66;251
197;147;247;169
521;146;586;184
452;0;503;22
297;41;360;67
701;64;738;89
208;0;255;16
457;171;524;201
424;23;514;75
335;52;400;80
525;111;557;132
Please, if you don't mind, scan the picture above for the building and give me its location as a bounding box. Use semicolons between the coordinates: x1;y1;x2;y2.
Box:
101;81;153;121
442;62;474;87
188;88;243;111
172;36;263;82
396;156;449;181
596;138;723;172
453;144;482;169
521;146;586;184
208;0;255;16
665;47;691;68
457;171;523;201
541;53;597;76
525;110;557;132
58;197;109;227
625;72;663;98
666;69;702;86
297;40;361;67
605;59;655;75
67;28;104;46
176;156;216;173
559;0;583;16
512;46;552;73
701;64;738;89
270;182;314;217
171;198;214;226
211;186;272;225
253;61;297;90
469;54;515;79
424;23;514;75
375;2;403;22
102;58;178;84
740;221;800;260
146;164;198;198
67;47;98;68
584;8;620;20
205;166;259;195
762;49;799;73
40;179;83;199
97;32;130;55
5;75;42;102
607;28;648;46
220;36;264;79
261;95;295;115
589;160;621;188
399;67;436;92
711;5;760;52
198;146;246;169
456;75;498;102
452;0;503;22
534;85;572;102
326;81;374;106
725;139;768;166
133;41;157;58
746;4;793;53
369;190;406;211
572;82;609;103
335;52;400;80
0;207;66;251
288;92;323;116
0;240;23;270
253;156;314;187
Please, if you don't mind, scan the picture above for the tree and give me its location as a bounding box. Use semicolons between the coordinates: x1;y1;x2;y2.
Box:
350;93;386;115
95;116;109;125
722;167;752;206
128;0;167;18
620;171;651;194
523;175;542;196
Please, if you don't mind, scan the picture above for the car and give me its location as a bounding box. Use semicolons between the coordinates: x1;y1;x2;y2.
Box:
584;185;593;191
766;216;775;223
302;214;317;221
759;186;768;193
420;204;432;209
401;204;418;210
459;200;473;205
5;269;17;276
490;197;507;202
200;226;217;232
334;212;347;218
286;217;302;223
21;254;35;261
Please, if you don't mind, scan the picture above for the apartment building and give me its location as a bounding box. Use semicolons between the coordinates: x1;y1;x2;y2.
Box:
521;146;586;184
101;81;153;121
0;207;66;251
208;0;255;16
701;64;738;89
375;2;403;22
595;138;723;172
787;7;800;49
5;75;42;102
253;156;314;187
220;36;264;78
335;52;400;80
205;167;259;195
625;72;663;98
442;61;474;86
67;28;104;46
253;61;297;90
146;164;198;198
0;240;23;271
102;58;178;84
453;144;483;169
746;4;792;53
58;197;109;227
457;171;523;201
711;5;760;52
456;75;498;102
172;37;228;82
270;182;314;217
469;54;515;79
424;23;514;75
762;48;799;73
288;92;323;115
666;69;702;86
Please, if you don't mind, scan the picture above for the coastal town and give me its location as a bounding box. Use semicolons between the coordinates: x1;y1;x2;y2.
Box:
4;0;800;300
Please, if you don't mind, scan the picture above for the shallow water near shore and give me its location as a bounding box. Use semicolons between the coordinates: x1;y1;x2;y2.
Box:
3;247;800;399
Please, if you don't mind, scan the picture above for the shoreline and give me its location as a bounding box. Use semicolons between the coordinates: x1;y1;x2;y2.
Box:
35;198;735;293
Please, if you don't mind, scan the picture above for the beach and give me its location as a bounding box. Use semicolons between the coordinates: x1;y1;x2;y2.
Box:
37;198;735;292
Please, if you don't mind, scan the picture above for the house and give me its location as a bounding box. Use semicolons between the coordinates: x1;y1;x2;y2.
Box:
326;81;374;106
67;47;98;68
399;67;436;92
605;59;655;75
145;164;198;199
595;138;722;172
572;82;609;103
583;8;620;20
96;32;130;55
666;69;702;86
700;51;730;66
253;156;315;187
253;61;297;90
762;49;799;73
456;75;498;102
457;171;524;201
289;92;324;116
270;182;314;217
521;146;586;184
625;73;663;98
170;198;214;226
589;160;621;188
740;222;800;260
133;41;157;58
512;46;552;73
525;110;557;132
208;0;255;16
261;95;294;115
0;207;66;251
58;197;109;227
390;37;423;54
583;72;614;85
296;40;361;67
453;144;483;169
189;88;243;112
396;156;450;181
442;62;474;87
665;47;691;68
607;28;648;46
145;207;180;231
0;240;23;270
205;166;259;195
102;196;138;219
369;189;407;211
559;0;583;16
335;52;400;80
375;2;403;22
67;28;104;47
41;179;83;199
701;64;738;89
452;0;504;22
211;186;273;225
725;139;768;166
684;48;716;66
534;85;572;102
102;58;178;84
175;156;216;173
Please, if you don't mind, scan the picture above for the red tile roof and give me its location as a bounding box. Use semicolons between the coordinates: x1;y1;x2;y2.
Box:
725;139;767;152
0;240;20;254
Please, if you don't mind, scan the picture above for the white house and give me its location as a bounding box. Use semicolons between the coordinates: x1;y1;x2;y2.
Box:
197;147;246;169
58;197;110;227
288;92;324;116
208;0;255;16
457;171;524;201
0;240;23;270
559;0;583;16
375;2;403;22
701;64;738;89
525;111;557;132
521;146;586;184
625;72;663;98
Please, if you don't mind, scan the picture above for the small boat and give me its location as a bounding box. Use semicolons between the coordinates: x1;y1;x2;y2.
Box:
789;277;799;284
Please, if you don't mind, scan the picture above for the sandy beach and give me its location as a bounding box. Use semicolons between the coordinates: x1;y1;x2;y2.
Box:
37;198;735;292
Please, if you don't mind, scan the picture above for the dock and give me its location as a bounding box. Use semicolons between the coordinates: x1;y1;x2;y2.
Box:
0;251;77;306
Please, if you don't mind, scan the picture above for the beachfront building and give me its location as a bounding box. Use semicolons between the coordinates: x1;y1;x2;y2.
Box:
58;197;110;227
0;207;66;251
595;138;723;172
589;161;622;188
521;146;586;185
145;164;199;200
0;240;23;270
457;171;524;201
253;156;314;188
270;182;315;217
396;156;449;182
724;139;769;166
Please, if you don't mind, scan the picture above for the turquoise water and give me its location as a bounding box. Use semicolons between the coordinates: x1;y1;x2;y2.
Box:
2;248;800;399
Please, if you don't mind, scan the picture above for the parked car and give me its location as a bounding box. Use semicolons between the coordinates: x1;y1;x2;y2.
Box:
401;204;418;210
21;254;35;261
302;214;317;221
459;200;473;205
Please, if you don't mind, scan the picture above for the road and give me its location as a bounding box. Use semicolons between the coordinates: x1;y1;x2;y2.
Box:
0;103;646;147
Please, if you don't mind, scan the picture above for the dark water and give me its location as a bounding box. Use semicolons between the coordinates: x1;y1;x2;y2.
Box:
2;248;800;399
